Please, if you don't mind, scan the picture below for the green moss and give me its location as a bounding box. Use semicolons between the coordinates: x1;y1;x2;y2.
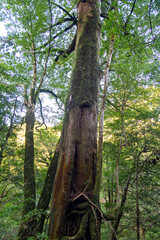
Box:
66;2;100;108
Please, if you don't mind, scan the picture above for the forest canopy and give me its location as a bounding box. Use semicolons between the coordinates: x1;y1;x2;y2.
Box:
0;0;160;239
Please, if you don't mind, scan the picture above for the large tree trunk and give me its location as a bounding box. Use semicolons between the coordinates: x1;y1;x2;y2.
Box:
24;104;36;214
18;103;36;239
48;1;101;239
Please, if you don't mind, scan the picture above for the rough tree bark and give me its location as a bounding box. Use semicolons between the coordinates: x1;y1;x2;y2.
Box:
18;100;36;239
48;0;101;239
18;10;52;236
18;43;37;238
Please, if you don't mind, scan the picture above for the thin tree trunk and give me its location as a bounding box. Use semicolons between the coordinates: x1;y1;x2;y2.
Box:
0;150;3;166
18;38;38;240
18;3;52;237
18;103;36;240
140;217;145;240
24;105;36;214
34;149;59;234
115;144;121;210
48;1;101;239
0;97;17;165
136;153;140;240
95;34;115;197
111;175;131;240
18;142;59;239
116;93;127;210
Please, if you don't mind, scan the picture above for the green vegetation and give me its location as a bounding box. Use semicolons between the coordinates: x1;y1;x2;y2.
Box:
0;0;159;239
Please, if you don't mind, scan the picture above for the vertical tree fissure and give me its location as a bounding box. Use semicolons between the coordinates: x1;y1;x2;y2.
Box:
48;0;101;239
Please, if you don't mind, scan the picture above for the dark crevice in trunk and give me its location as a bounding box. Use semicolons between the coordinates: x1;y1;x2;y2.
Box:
48;1;101;238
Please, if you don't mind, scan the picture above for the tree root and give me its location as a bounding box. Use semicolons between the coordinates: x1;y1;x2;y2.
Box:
62;212;89;240
72;191;115;221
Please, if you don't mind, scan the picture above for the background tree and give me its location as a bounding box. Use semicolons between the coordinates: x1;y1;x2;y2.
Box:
0;0;159;239
1;0;77;239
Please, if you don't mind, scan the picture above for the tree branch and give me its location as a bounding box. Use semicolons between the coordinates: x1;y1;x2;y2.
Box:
0;96;18;164
148;0;154;37
39;89;64;111
55;34;76;62
111;175;131;240
6;96;18;141
106;98;120;111
123;0;137;34
72;191;115;221
35;98;47;132
39;17;76;34
35;0;53;98
37;21;77;51
30;40;37;102
40;89;58;98
52;2;75;20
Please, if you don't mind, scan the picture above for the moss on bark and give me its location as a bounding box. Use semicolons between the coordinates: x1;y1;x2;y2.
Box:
48;1;101;239
18;104;36;240
69;1;100;108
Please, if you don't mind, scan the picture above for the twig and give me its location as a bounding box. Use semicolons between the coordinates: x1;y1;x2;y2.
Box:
37;22;77;51
39;89;64;112
35;98;47;133
72;191;115;221
0;96;18;164
148;0;154;38
39;17;75;34
6;96;18;141
91;205;101;239
52;2;75;20
35;0;53;98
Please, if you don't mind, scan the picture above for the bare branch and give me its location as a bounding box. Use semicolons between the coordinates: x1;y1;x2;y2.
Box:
52;2;75;20
39;17;76;34
95;33;115;196
40;89;58;98
6;96;18;141
35;0;53;98
55;34;76;62
37;21;77;51
35;98;47;132
148;0;154;37
72;191;115;221
106;98;120;111
0;174;23;189
123;0;137;34
0;95;18;164
40;89;64;112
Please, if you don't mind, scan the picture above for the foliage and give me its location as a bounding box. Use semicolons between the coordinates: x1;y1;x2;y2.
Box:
0;0;159;239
